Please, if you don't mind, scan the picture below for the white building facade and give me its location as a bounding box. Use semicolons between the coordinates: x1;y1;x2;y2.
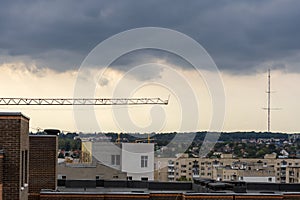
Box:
121;143;154;181
91;142;154;181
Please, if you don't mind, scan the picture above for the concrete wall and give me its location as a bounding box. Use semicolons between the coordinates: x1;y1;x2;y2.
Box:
57;162;127;180
92;142;121;170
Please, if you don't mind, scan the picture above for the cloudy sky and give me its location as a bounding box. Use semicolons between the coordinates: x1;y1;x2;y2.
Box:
0;0;300;133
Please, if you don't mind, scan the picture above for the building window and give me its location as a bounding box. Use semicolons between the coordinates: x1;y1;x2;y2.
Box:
111;155;120;165
268;177;272;182
168;160;174;165
21;151;24;186
25;150;28;184
141;156;148;168
141;177;148;181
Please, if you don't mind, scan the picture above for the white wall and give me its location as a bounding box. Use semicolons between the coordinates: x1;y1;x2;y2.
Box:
121;143;154;180
240;176;276;183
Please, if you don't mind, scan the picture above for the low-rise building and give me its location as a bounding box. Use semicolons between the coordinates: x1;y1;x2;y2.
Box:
82;141;155;181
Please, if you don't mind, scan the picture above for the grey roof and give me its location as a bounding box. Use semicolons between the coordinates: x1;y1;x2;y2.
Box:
0;112;30;120
29;134;57;138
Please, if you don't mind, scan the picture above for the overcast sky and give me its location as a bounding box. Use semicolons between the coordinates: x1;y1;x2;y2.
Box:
0;0;300;133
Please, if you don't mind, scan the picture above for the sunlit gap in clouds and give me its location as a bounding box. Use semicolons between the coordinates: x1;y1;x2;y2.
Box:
1;61;300;133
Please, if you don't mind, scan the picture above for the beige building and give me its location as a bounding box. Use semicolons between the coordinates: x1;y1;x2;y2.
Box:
287;166;300;183
154;153;300;183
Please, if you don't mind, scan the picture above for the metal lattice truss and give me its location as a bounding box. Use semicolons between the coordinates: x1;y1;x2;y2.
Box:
0;97;168;106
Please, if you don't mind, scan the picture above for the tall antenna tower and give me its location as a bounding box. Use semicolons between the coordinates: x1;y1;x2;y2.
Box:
263;69;280;133
267;69;271;132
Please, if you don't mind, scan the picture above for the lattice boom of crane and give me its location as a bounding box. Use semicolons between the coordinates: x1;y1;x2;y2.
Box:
0;98;168;105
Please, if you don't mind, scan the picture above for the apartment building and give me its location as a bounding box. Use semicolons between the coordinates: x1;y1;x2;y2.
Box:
155;153;300;183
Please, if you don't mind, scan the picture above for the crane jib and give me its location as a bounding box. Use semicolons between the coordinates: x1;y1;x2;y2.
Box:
0;98;168;105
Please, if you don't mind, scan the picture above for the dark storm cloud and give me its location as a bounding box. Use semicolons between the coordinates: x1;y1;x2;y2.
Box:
0;0;300;74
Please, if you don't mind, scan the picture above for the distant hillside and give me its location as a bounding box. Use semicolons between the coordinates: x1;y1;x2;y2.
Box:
32;131;296;151
152;131;290;146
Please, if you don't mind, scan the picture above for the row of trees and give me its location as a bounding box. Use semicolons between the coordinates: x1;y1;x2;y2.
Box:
58;133;81;151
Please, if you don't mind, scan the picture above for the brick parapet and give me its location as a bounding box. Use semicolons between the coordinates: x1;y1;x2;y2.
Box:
29;135;58;196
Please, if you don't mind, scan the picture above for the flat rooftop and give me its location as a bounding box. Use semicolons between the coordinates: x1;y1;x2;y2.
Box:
37;179;300;200
0;112;30;120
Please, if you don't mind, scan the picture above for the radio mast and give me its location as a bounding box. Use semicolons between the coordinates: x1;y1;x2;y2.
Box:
263;69;280;133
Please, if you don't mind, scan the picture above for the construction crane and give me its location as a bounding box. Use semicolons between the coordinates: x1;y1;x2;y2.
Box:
134;134;155;144
0;97;168;105
116;133;155;144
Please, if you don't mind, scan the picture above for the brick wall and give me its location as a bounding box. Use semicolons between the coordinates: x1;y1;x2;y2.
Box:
39;193;149;200
29;135;57;200
0;152;3;183
37;192;300;200
0;113;29;200
0;152;3;200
